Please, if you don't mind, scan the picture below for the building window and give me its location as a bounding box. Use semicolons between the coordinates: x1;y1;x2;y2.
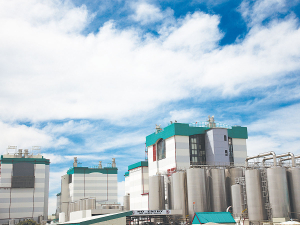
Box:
11;162;35;188
189;134;206;165
153;145;156;162
228;137;234;164
225;150;228;156
224;135;227;141
157;139;166;160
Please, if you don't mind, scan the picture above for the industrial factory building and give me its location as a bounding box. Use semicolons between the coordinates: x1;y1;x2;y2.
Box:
58;158;120;222
124;117;300;224
0;147;50;224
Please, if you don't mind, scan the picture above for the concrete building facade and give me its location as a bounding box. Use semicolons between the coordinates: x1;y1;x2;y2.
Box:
59;159;118;222
0;150;50;224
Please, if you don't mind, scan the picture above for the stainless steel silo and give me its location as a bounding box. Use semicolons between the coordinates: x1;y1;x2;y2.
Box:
86;198;96;210
149;175;165;210
287;167;300;220
209;168;227;212
172;171;188;217
167;177;172;210
231;184;244;217
225;168;244;207
74;201;80;211
187;168;207;220
123;194;130;211
267;167;290;219
245;169;266;221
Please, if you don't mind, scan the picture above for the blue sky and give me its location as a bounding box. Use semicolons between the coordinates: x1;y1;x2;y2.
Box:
1;0;300;214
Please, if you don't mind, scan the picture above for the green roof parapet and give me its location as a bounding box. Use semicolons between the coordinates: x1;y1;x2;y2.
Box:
128;161;148;171
67;167;117;175
146;123;248;147
0;155;50;165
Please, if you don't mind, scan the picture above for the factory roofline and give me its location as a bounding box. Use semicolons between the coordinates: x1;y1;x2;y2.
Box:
0;155;50;165
124;161;148;176
67;166;117;175
146;123;248;147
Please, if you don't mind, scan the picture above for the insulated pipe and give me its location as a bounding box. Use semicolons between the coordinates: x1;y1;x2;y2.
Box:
280;154;300;167
262;152;291;166
245;151;276;167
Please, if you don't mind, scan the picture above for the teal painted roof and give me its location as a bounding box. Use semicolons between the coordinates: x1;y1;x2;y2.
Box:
1;155;50;165
192;212;236;224
146;123;248;146
56;193;61;196
67;167;117;175
124;171;129;177
59;211;132;225
128;161;148;171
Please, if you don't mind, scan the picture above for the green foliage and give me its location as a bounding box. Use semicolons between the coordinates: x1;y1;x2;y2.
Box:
16;219;39;225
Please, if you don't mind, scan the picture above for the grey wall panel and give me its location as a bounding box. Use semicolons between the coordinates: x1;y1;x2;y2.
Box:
176;142;189;149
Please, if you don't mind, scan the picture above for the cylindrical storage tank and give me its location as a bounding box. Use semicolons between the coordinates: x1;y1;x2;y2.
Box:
79;199;86;210
209;168;227;212
167;178;172;210
225;168;244;207
231;184;244;218
287;167;300;220
169;176;174;210
85;198;95;210
59;212;65;223
187;168;207;220
245;169;266;221
69;202;74;212
123;194;130;211
74;201;80;211
267;167;290;219
149;175;165;210
172;171;188;217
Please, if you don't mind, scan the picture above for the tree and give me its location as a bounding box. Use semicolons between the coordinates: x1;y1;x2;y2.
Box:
16;219;39;225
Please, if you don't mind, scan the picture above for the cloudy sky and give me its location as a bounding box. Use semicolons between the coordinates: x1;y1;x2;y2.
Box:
1;0;300;214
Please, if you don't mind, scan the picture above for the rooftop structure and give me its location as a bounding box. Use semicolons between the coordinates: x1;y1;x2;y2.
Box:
0;146;50;224
59;158;118;222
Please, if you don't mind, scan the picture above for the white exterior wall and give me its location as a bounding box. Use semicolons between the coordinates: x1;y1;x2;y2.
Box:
205;128;230;165
70;172;118;204
148;136;177;176
232;138;247;166
126;167;148;210
0;162;49;223
174;135;190;170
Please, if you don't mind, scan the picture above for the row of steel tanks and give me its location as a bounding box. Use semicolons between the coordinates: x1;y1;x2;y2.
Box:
242;166;300;221
148;166;300;222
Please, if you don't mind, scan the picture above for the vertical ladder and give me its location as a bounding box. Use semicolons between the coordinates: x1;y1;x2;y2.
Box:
261;169;272;220
236;177;248;218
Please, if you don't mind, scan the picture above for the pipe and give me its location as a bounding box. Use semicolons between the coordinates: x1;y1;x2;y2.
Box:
245;151;276;167
262;152;291;166
280;154;300;167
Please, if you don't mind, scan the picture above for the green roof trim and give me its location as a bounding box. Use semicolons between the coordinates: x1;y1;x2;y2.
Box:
0;155;50;165
146;123;248;146
124;172;129;177
60;211;132;225
228;126;248;139
67;167;117;175
128;161;148;171
56;193;61;196
192;212;236;224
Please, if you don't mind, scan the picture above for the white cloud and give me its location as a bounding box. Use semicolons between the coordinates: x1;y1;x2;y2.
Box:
0;0;300;126
247;103;300;157
0;121;69;155
239;0;300;27
130;2;173;25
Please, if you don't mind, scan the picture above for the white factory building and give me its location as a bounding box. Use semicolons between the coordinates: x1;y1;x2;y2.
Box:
0;147;50;224
124;117;300;224
58;158;119;222
124;117;248;211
